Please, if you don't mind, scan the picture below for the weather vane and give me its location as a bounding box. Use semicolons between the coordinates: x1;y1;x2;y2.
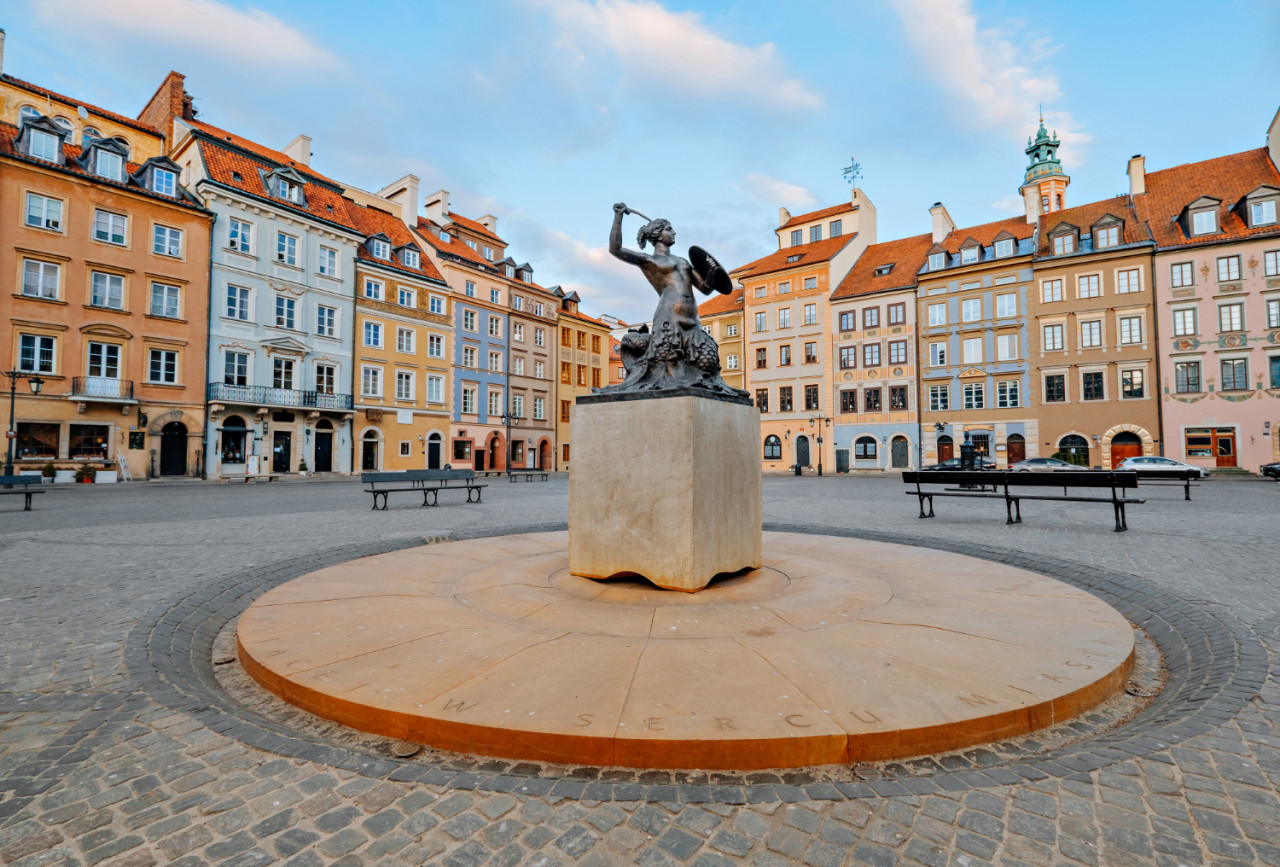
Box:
842;156;862;186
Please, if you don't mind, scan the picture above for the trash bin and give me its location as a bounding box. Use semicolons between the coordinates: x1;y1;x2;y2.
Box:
793;463;802;476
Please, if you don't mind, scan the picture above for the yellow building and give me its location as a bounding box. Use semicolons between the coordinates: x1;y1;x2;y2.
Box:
697;287;745;391
555;291;609;470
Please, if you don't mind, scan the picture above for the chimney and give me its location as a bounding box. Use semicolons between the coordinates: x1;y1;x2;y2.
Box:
377;174;420;227
424;189;449;224
479;214;498;234
1267;105;1280;170
137;71;187;148
778;206;792;228
930;202;955;243
0;29;6;76
1127;154;1146;196
283;134;311;167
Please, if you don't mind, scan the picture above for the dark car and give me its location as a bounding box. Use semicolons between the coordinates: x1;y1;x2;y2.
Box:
920;456;997;471
1261;461;1280;479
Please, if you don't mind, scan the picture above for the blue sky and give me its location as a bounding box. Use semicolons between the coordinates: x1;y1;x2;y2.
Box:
4;0;1278;323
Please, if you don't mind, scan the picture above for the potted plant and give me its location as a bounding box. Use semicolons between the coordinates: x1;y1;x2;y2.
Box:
74;463;95;484
298;458;309;477
41;462;56;484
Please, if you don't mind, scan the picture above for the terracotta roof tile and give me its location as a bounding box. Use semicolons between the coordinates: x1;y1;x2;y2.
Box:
779;201;855;229
188;118;341;187
1134;147;1280;250
2;74;163;138
559;307;609;327
831;233;933;300
936;215;1035;254
698;286;744;317
416;216;497;270
446;211;505;244
1035;195;1151;257
732;233;858;281
347;203;446;283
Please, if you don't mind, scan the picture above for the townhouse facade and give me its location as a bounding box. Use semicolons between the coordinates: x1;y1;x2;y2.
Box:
738;190;875;472
829;233;931;471
554;292;610;470
1;73;212;480
697;288;745;392
505;272;558;471
1030;196;1160;467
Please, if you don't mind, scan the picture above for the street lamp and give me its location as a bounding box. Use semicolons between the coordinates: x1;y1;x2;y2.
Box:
4;370;45;477
500;409;520;471
808;413;832;476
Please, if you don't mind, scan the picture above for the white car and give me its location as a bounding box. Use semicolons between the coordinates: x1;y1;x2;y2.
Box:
1117;456;1211;478
1010;458;1089;472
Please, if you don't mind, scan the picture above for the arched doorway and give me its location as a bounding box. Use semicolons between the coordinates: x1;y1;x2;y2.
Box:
314;419;333;472
1006;433;1026;465
427;432;443;469
891;435;909;468
538;439;552;470
763;435;782;461
160;422;187;476
361;430;381;471
486;433;503;471
1109;431;1142;468
1058;434;1090;466
795;435;810;468
220;415;247;469
854;436;877;463
937;435;954;462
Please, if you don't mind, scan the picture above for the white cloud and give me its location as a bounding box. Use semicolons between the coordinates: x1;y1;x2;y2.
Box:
31;0;340;73
989;194;1024;215
740;173;816;210
538;0;821;111
889;0;1091;166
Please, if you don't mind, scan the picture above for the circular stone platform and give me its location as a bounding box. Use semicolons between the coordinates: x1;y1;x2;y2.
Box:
237;531;1135;770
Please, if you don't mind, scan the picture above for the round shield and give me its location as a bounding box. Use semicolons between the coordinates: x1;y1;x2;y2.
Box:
690;245;733;295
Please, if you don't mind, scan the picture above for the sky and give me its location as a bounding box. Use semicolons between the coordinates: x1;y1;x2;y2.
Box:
3;0;1278;324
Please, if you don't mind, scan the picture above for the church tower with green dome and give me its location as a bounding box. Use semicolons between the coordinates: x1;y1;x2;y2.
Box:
1019;116;1070;223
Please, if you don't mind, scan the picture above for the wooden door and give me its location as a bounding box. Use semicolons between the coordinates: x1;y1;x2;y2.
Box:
937;436;954;462
891;437;909;468
1214;430;1237;467
1006;435;1026;464
1109;434;1142;468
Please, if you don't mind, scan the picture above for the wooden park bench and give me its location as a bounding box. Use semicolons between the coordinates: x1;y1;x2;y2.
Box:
903;469;1144;532
362;469;486;510
507;468;550;482
0;474;46;511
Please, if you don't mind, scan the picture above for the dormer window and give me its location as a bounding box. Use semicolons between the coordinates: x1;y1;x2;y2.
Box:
96;150;123;182
277;178;300;202
994;238;1013;257
483;246;493;260
28;129;60;162
960;245;979;265
928;252;945;271
465;239;477;250
438;227;450;242
874;264;894;277
371;239;390;259
504;264;515;278
1052;233;1074;255
1095;225;1119;248
1192;209;1216;235
786;254;802;263
1252;200;1277;226
518;270;530;282
401;248;420;268
152;168;177;197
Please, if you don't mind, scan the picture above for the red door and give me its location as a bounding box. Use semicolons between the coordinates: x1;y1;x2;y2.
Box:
937;436;954;462
1006;435;1026;465
1214;430;1237;467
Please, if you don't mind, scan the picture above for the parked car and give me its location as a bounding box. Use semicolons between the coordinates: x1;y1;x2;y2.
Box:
1117;456;1212;478
1260;461;1280;479
920;456;997;471
1010;457;1089;472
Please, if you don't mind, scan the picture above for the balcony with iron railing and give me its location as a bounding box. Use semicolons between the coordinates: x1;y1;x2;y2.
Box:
208;382;353;410
71;377;135;401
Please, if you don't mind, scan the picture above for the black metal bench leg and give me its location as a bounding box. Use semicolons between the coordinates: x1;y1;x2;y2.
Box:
1114;501;1127;532
917;494;927;519
1015;498;1022;523
1005;495;1015;525
24;492;33;511
1184;480;1191;501
426;490;438;507
469;487;481;503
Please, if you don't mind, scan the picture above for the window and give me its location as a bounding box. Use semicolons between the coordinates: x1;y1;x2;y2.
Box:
1042;324;1064;351
577;331;587;351
887;303;906;325
29;129;59;161
316;305;336;337
1221;358;1248;391
1121;369;1144;398
778;308;791;329
962;337;982;364
273;358;295;390
724;354;739;371
889;386;907;410
803;277;817;291
69;424;109;459
370;239;390;260
560;327;572;348
146;167;176;196
961;246;978;265
1082;371;1104;400
994;238;1013;258
928;342;946;366
428;334;444;358
755;389;769;413
148;349;177;384
224;352;248;386
463;347;477;368
1119;316;1142;345
277;232;297;266
1269;299;1280;329
26;193;63;230
87;342;120;379
779;386;793;412
929;252;945;271
928;303;946;326
463;310;477;331
754;312;767;332
855;437;877;459
804;384;819;411
18;335;56;373
790;229;802;246
397;327;415;353
928;384;949;411
1219;304;1244;332
402;249;420;268
560;361;571;382
229;218;252;253
489;351;503;373
802;303;817;326
90;272;124;309
275;295;296;329
93;210;127;245
1078;274;1100;299
534;328;545;347
799;342;815;364
464;281;476;298
725;323;738;338
763;435;781;460
1171;262;1194;287
1272;356;1280;390
153;225;182;257
92;150;123;182
510;295;524;313
830;220;842;237
361;279;383;301
839;311;856;332
1080;320;1102;348
364;321;383;348
462;388;476;414
779;345;792;366
397;287;415;308
1044;374;1065;402
276;177;301;203
1053;234;1074;255
863;343;881;367
513;357;525;377
864;307;880;328
428;376;445;404
226;285;250;321
361;366;381;397
864;388;881;411
1173;308;1197;336
1113;268;1140;295
754;286;767;299
315;364;335;395
1217;256;1241;282
1041;279;1063;303
997;334;1018;361
1095;226;1118;248
962;299;981;322
809;225;822;243
882;340;904;365
963;382;984;409
22;260;60;300
490;288;502;305
488;317;502;338
150;283;179;318
1175;361;1200;393
1192;209;1217;235
560;399;572;422
534;360;545;378
839;347;856;369
779;282;791;294
995;294;1016;317
318;247;338;277
488;390;502;416
396;371;414;401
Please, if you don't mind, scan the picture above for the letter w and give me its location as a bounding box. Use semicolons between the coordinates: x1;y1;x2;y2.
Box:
442;698;476;712
956;693;995;707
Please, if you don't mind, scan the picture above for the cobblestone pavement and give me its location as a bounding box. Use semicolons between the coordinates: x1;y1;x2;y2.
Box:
1;474;1278;866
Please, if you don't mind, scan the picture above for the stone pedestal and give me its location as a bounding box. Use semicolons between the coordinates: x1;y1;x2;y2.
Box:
568;393;762;592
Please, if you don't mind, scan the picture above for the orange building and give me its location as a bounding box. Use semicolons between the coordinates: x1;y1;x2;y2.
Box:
698;287;745;391
554;291;609;470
